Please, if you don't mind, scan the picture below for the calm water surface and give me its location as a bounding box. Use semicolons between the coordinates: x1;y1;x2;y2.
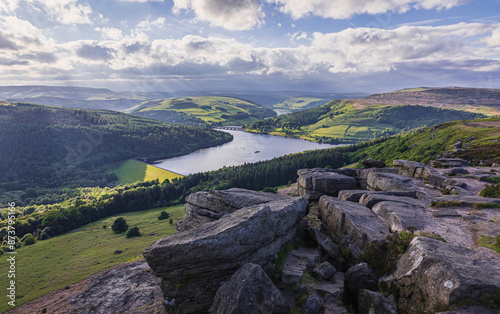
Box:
155;130;341;175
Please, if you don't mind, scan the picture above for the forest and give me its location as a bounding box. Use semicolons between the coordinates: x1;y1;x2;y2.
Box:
0;103;232;206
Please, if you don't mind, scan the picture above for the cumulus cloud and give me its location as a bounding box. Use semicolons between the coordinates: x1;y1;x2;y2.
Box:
0;0;20;12
137;17;166;31
76;43;115;61
95;27;123;40
30;0;93;25
266;0;470;20
172;0;264;30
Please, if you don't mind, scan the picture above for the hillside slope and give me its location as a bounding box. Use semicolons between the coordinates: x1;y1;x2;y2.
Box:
245;100;484;143
0;103;231;206
127;96;276;126
355;87;500;115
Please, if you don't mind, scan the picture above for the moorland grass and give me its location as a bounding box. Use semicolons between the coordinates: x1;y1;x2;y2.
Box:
0;205;184;312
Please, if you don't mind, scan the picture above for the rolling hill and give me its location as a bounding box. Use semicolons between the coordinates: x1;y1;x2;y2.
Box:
271;96;335;111
245;100;486;143
127;96;277;126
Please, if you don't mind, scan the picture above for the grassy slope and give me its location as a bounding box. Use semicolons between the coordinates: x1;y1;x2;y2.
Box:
272;97;332;111
0;205;184;312
246;100;484;143
114;159;183;185
128;96;275;126
347;117;500;166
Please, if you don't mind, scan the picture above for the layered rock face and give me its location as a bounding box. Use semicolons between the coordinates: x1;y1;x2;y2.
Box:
178;188;292;231
144;192;307;313
381;237;500;313
69;261;165;314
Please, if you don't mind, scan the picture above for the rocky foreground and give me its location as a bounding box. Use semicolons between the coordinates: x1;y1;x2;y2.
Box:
69;158;500;313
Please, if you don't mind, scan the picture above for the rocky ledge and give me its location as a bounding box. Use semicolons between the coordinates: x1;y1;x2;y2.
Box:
79;157;499;313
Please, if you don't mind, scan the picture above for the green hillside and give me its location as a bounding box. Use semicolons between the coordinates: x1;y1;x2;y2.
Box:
0;103;231;207
128;96;276;126
245;100;485;143
272;96;333;111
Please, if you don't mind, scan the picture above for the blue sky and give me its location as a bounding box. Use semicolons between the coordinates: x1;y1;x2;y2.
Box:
0;0;499;93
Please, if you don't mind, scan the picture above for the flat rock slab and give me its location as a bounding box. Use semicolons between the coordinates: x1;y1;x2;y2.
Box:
430;158;471;168
393;159;439;180
367;172;424;192
144;195;308;314
359;194;427;209
356;168;398;189
338;190;419;203
371;201;436;233
209;263;289;314
298;170;356;200
180;188;291;231
431;209;461;218
69;261;165;314
282;248;322;284
318;196;390;253
381;237;500;313
431;195;500;207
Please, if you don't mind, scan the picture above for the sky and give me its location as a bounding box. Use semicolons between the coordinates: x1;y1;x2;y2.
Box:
0;0;499;94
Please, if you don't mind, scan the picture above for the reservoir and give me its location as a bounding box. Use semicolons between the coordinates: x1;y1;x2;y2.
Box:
154;130;341;175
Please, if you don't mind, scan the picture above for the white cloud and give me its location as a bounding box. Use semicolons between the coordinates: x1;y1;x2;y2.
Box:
0;0;20;12
172;0;264;30
266;0;470;20
137;17;166;31
95;27;123;40
118;0;163;2
30;0;93;25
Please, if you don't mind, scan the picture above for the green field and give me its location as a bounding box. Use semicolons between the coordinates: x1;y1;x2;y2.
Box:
128;96;276;126
114;159;183;185
272;97;332;111
0;204;184;313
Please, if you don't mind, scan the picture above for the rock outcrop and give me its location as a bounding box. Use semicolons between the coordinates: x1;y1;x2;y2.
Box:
297;168;357;200
144;193;307;313
209;263;289;314
178;188;292;231
69;261;165;314
381;237;500;313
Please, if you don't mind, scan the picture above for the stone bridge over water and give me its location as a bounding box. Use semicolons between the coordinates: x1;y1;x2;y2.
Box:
212;126;243;131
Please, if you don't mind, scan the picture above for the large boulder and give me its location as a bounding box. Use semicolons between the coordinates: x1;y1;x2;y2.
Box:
362;158;386;168
143;194;308;314
209;263;289;314
426;173;467;189
357;289;397;314
298;169;357;200
69;261;165;314
381;237;500;313
318;196;390;258
344;263;379;311
430;158;471;168
179;188;291;231
356;168;398;189
366;172;424;192
393;159;439;179
359;193;426;209
338;190;419;203
371;201;435;233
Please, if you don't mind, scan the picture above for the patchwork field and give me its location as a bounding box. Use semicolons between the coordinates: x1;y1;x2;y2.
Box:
114;159;183;185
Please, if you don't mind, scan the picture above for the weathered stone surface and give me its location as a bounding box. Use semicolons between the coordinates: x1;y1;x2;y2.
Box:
371;201;435;233
344;263;379;311
179;188;291;231
298;170;356;200
313;262;336;281
443;185;474;196
308;226;340;258
357;289;397;314
362;158;386;168
381;237;500;313
447;167;470;176
338;190;367;202
426;173;467;189
282;248;321;284
430;158;471;168
300;294;324;314
69;261;165;314
209;263;289;314
431;209;461;218
367;172;423;192
359;193;426;209
318;196;390;255
392;159;439;179
339;190;419;203
356;168;398;189
144;194;308;314
431;195;500;207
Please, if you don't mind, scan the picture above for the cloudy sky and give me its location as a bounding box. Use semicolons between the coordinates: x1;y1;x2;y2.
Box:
0;0;499;93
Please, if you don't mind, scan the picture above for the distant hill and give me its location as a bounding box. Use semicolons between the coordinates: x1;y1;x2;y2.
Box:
245;100;485;143
127;96;277;126
272;96;334;111
0;102;231;206
0;86;147;111
353;87;500;115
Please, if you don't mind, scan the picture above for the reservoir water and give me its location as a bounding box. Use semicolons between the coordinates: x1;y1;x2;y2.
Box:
154;130;341;175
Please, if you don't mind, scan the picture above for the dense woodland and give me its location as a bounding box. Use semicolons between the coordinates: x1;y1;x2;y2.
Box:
0;103;232;206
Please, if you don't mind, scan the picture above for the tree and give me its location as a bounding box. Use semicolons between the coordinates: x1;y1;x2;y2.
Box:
126;226;140;238
158;211;170;220
21;233;36;246
111;217;128;233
